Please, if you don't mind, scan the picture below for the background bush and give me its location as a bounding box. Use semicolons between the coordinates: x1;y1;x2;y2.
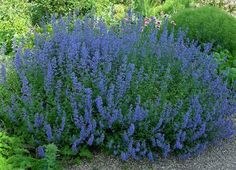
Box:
0;16;235;161
194;0;236;14
29;0;96;25
171;6;236;56
156;0;194;14
0;0;32;54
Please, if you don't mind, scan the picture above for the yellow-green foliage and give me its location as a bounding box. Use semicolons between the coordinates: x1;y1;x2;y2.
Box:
0;0;31;53
156;0;194;14
113;4;127;20
133;0;160;17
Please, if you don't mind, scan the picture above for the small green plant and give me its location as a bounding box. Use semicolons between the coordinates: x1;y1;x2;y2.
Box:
172;6;236;56
42;144;60;170
78;146;93;160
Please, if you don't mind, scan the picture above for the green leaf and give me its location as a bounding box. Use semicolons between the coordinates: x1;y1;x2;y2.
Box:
79;147;93;159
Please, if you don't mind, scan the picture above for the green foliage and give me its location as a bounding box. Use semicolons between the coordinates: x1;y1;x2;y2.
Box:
29;0;127;26
0;0;31;54
0;132;62;170
0;132;35;170
94;1;128;25
0;132;25;158
133;0;160;17
214;49;236;84
113;4;127;20
79;146;93;160
156;0;194;14
172;6;236;56
42;144;60;170
30;0;96;24
93;0;113;21
0;156;12;170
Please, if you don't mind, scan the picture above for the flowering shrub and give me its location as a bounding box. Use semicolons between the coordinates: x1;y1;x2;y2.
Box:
0;15;235;161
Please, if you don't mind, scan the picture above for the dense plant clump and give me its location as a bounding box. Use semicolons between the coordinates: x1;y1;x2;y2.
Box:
172;6;236;55
0;15;235;162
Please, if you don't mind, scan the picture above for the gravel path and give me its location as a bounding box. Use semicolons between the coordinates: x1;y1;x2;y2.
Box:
66;137;236;170
66;118;236;170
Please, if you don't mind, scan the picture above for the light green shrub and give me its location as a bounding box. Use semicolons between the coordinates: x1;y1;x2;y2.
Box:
0;0;31;54
172;6;236;55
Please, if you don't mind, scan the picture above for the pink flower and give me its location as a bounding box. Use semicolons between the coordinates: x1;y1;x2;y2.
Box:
144;18;151;26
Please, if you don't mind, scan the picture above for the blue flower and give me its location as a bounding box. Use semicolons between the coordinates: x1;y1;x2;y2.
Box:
0;64;6;83
128;123;135;136
45;124;53;141
88;134;94;146
121;152;128;161
37;146;45;158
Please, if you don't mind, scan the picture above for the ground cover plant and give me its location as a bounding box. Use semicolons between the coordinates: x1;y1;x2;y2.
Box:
0;14;235;165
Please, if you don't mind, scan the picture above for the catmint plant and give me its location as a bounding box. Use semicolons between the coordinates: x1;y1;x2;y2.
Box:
0;13;235;162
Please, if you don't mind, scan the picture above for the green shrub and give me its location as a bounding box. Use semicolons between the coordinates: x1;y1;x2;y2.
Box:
0;0;31;54
30;0;96;24
172;6;236;55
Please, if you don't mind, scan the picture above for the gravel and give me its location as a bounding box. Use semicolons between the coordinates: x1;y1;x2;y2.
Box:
66;117;236;170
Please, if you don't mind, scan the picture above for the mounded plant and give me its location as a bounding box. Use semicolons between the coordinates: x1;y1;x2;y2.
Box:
0;15;235;162
171;6;236;55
